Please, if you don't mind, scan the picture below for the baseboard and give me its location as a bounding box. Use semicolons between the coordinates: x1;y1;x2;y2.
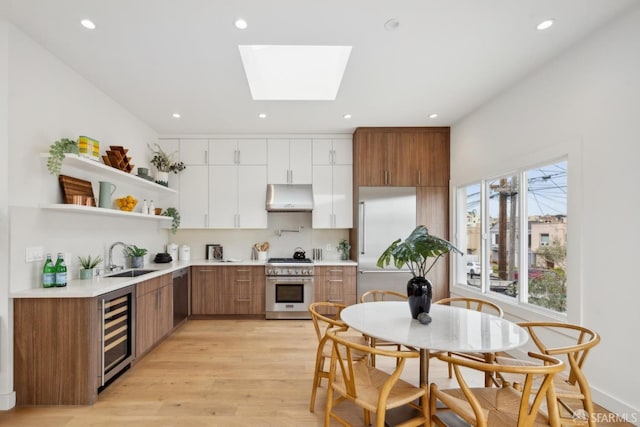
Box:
0;390;16;410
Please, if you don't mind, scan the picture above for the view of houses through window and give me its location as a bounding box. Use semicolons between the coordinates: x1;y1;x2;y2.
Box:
461;160;567;313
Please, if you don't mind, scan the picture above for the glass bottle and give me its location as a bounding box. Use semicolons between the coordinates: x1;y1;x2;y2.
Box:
42;253;56;288
54;253;67;287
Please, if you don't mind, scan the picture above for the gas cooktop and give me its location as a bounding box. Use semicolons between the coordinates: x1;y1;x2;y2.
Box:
267;257;312;264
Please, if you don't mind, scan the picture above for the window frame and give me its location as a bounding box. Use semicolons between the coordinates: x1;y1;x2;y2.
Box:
453;156;573;322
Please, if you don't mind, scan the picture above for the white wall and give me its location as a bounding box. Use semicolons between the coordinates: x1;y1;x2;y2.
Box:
0;22;166;409
451;5;640;416
0;21;13;410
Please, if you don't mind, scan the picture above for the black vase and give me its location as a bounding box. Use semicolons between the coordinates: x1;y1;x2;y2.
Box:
407;276;432;319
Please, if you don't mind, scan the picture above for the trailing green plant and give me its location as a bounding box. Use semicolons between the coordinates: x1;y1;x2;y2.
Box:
162;207;181;234
124;245;148;257
377;225;463;278
148;143;186;173
78;254;103;269
47;138;79;175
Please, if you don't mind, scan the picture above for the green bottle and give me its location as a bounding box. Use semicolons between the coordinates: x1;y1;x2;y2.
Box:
43;253;56;288
54;253;67;287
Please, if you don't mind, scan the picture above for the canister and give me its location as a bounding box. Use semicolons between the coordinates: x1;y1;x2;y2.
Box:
179;245;191;261
167;243;178;261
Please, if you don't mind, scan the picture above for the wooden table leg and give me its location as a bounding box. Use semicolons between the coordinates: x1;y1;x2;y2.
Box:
419;348;430;387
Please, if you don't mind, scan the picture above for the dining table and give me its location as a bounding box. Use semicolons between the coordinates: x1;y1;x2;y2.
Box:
340;300;530;387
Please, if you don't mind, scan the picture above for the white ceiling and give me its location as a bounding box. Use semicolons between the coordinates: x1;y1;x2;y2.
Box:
1;0;636;135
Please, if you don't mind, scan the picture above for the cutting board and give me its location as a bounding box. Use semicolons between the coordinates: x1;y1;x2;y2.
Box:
58;175;96;206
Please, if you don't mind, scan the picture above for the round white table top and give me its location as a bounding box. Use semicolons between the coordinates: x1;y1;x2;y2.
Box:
341;301;529;353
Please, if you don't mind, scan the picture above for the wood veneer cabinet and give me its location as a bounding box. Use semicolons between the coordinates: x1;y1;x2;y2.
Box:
353;127;450;187
314;265;357;316
191;265;265;315
14;297;102;405
417;186;450;302
136;273;173;357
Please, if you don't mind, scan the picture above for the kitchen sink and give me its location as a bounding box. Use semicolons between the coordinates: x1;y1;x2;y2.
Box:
106;269;158;278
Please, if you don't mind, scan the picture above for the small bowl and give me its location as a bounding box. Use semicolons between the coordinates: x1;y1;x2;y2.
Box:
137;167;149;176
154;207;162;215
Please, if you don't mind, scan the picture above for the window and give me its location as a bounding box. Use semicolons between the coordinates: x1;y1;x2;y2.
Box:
540;233;550;246
456;160;567;313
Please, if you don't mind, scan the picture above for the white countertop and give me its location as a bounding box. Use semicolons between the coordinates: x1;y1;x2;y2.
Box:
10;259;357;299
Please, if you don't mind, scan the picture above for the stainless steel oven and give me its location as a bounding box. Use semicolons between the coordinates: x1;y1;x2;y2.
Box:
265;258;314;319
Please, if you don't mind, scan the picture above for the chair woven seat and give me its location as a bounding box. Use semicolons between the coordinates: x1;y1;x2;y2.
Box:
430;351;565;427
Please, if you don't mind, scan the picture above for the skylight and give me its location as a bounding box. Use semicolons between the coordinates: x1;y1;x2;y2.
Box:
238;45;352;101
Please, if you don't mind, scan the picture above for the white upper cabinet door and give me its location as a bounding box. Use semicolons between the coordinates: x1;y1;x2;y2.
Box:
238;165;268;228
179;165;209;228
267;139;290;184
179;139;209;165
312;163;353;229
209;165;238;228
209;139;238;165
312;138;352;165
332;164;353;228
332;138;353;165
237;139;267;165
289;139;312;184
312;165;333;228
312;139;334;165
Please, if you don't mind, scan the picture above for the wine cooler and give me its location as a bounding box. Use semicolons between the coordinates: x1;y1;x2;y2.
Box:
100;286;136;388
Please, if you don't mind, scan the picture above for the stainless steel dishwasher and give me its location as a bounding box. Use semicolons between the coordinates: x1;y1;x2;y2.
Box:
172;268;189;326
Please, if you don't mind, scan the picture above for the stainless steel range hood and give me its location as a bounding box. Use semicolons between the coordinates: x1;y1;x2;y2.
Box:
266;184;313;212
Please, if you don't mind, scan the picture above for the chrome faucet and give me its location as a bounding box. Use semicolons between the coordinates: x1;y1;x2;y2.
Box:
107;241;128;273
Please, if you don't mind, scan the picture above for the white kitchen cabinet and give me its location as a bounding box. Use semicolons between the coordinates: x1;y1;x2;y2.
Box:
179;139;208;165
210;139;267;165
179;139;267;229
209;164;267;228
267;139;312;184
178;139;209;228
179;165;209;228
312;164;352;228
312;138;352;166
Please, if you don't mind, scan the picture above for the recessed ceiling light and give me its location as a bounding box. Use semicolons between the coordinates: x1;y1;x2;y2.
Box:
238;45;352;101
536;19;554;31
258;113;267;119
172;113;181;118
234;19;248;30
428;113;438;119
384;18;400;31
343;114;352;119
80;19;96;30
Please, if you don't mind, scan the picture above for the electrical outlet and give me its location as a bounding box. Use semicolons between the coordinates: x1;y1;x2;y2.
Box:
26;246;44;262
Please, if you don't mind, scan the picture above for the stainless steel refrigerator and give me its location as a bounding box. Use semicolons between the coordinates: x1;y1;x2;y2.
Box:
357;187;416;301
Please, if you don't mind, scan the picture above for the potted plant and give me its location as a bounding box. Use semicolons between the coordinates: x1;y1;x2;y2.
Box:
148;143;186;186
337;239;351;260
161;207;181;234
377;225;462;319
47;138;79;175
124;245;148;268
78;254;103;279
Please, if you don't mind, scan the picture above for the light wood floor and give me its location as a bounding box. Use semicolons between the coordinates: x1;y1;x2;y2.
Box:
0;319;633;426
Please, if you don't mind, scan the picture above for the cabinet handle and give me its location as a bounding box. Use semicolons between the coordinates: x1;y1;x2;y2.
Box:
418;170;421;185
237;150;241;164
100;298;106;387
384;170;388;185
205;213;208;228
205;150;208;165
